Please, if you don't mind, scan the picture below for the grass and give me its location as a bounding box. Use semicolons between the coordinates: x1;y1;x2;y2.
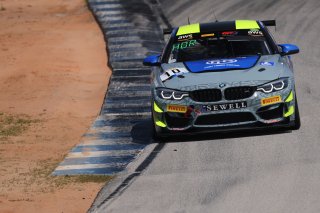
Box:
1;158;113;194
30;159;113;190
0;112;112;191
52;175;114;188
0;112;39;139
73;175;114;183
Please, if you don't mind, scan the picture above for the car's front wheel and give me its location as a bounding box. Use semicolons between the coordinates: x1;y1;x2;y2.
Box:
292;97;301;130
151;111;166;140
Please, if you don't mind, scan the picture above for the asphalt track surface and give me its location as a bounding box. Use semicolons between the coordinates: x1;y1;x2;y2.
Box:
90;0;320;212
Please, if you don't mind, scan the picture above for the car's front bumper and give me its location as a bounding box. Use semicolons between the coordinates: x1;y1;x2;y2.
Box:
152;86;297;135
153;119;295;137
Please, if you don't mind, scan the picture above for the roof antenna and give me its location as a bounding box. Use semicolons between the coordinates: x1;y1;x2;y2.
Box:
213;10;219;22
188;17;191;24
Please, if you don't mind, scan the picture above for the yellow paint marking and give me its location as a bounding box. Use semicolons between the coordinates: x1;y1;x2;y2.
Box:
284;106;294;117
155;120;166;127
236;20;260;29
285;91;294;102
201;33;215;37
154;102;163;113
176;23;200;36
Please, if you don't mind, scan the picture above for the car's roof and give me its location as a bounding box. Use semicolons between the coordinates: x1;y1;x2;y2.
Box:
176;20;261;36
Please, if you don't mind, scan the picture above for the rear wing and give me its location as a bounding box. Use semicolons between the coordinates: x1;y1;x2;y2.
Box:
162;20;276;35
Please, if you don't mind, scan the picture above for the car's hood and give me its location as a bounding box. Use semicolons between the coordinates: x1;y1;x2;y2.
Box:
161;55;285;90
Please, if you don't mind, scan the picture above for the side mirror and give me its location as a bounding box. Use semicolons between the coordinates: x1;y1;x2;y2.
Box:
278;44;299;56
143;54;161;66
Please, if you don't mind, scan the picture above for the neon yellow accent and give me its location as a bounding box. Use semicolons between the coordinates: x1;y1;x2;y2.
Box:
176;23;200;36
235;20;260;29
155;120;166;127
285;91;294;102
153;102;163;113
284;106;294;117
201;33;215;38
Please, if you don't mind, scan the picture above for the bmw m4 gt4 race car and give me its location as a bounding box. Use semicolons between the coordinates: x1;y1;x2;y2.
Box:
143;20;300;137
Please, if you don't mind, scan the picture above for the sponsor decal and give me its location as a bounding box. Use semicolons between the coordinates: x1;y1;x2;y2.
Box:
185;56;259;73
177;34;193;41
160;68;189;82
205;59;239;69
206;59;237;65
261;96;282;106
248;29;263;36
172;39;196;51
167;105;187;113
202;101;247;112
201;33;215;38
260;61;274;66
221;31;238;36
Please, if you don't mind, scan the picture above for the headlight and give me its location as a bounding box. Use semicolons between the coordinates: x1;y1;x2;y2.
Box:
156;88;188;100
257;78;288;93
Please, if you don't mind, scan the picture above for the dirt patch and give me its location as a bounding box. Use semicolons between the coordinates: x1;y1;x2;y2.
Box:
0;0;111;212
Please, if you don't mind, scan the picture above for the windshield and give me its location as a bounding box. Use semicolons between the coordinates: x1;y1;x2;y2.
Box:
168;30;271;63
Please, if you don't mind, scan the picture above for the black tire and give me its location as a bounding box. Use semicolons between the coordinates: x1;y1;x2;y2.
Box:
287;96;301;131
292;97;301;130
150;100;169;141
151;112;164;141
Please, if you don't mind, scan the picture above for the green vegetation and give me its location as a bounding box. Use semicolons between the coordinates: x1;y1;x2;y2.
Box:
0;112;39;139
73;175;114;183
31;159;113;189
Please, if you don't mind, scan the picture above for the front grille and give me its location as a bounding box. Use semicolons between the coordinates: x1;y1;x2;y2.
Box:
189;89;222;102
224;86;256;100
194;112;256;126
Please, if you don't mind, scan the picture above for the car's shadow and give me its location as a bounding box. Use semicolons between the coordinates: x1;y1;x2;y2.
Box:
130;119;154;145
130;118;292;144
160;128;292;143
